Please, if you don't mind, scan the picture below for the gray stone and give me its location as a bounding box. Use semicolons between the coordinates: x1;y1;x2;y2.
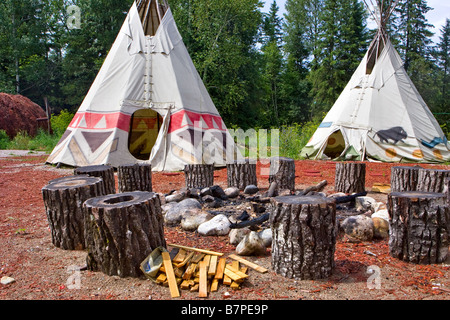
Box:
202;195;215;203
224;187;240;198
229;228;251;246
164;198;202;226
165;189;190;203
341;215;374;241
258;228;272;247
235;231;267;256
371;209;389;222
244;185;259;195
355;196;377;212
372;217;389;239
1;276;15;285
181;210;213;232
200;187;213;197
197;214;231;236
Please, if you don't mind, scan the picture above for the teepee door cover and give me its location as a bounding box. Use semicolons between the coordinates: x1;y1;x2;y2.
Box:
47;2;236;171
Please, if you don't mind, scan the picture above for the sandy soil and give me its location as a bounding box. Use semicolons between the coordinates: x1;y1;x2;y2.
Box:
0;152;449;302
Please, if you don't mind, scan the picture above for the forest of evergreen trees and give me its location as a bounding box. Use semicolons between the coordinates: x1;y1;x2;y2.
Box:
0;0;449;134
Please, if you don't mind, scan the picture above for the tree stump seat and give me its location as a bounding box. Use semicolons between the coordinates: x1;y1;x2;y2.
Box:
416;168;450;193
118;163;152;193
270;195;337;280
42;176;105;250
335;162;366;194
269;157;296;193
388;191;450;264
226;159;257;190
184;164;214;188
74;164;116;195
390;166;422;192
83;191;166;278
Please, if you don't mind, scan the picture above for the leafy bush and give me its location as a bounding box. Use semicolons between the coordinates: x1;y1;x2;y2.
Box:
51;110;74;136
279;117;322;160
0;130;9;149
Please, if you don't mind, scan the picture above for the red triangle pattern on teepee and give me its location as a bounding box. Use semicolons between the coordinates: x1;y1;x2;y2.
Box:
168;110;225;134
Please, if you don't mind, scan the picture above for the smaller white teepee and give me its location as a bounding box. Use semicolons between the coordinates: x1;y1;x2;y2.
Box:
300;0;450;163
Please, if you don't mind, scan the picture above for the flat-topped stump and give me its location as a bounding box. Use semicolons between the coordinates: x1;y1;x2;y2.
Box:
118;163;152;193
388;191;450;264
416;168;450;193
74;164;116;195
269;157;295;193
390;166;422;192
270;195;337;280
335;162;366;194
83;191;166;278
227;159;257;190
184;164;214;189
42;176;105;250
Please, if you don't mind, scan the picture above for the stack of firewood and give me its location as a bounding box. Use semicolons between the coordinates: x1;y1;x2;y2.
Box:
155;244;267;298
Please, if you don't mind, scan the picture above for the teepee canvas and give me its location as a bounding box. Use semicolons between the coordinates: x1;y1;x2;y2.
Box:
300;1;450;163
47;0;237;171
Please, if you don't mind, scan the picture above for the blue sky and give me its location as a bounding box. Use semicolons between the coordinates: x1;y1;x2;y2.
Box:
262;0;449;43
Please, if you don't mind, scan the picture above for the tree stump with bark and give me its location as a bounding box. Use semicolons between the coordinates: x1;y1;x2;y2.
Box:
42;176;105;250
118;163;152;193
270;195;336;280
74;165;116;195
446;177;450;205
184;164;214;189
335;162;366;194
226;159;257;190
269;157;296;193
83;191;166;278
390;166;422;192
388;191;450;264
416;168;450;193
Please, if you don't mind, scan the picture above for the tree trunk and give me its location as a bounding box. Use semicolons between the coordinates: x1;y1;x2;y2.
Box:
226;159;257;190
118;163;152;193
416;168;450;193
42;176;105;250
390;166;422;192
83;191;166;278
335;162;366;194
74;165;116;195
269;157;295;193
270;195;336;280
388;191;450;264
184;164;214;189
446;177;450;205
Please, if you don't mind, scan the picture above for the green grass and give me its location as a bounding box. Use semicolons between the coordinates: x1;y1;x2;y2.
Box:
0;110;74;153
0;129;61;152
231;119;321;161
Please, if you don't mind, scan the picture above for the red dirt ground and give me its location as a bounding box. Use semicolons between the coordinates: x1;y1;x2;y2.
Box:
0;154;449;301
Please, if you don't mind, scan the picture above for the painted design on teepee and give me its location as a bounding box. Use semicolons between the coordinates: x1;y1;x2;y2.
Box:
68;138;89;167
81;131;114;153
169;110;226;134
375;127;407;145
56;130;72;147
69;112;131;132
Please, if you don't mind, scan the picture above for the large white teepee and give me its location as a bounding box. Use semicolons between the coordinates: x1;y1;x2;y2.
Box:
47;0;238;170
300;1;450;163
